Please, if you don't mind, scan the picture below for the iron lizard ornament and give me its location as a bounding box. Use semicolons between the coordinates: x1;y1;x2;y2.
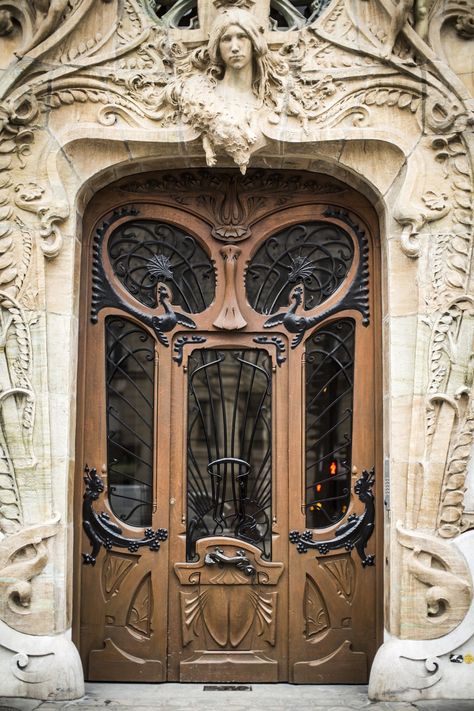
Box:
82;465;168;565
289;468;376;567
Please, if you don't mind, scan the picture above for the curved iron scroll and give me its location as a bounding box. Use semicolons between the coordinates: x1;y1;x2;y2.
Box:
204;547;256;577
91;209;197;348
264;209;369;348
289;468;375;567
82;465;168;565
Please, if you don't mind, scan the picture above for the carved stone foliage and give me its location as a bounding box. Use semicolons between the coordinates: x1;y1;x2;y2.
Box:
0;517;59;626
398;523;473;640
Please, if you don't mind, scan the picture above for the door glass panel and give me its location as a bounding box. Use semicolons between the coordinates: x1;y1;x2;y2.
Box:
305;319;355;528
246;222;354;314
107;219;215;312
186;349;272;561
105;316;155;527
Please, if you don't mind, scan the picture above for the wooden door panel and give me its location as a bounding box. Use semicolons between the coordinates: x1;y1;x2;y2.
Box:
172;538;283;682
86;550;166;681
76;169;381;685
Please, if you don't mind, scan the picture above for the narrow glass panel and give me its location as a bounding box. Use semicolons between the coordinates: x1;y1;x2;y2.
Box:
106;317;155;527
305;320;354;528
186;349;272;561
246;222;354;315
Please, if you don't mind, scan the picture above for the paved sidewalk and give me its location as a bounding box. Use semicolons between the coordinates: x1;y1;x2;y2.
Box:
1;684;473;711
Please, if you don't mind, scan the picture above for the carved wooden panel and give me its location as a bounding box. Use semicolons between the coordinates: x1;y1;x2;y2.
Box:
171;538;284;682
77;168;381;684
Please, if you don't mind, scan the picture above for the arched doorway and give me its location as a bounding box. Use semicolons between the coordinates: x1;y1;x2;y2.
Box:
74;169;382;683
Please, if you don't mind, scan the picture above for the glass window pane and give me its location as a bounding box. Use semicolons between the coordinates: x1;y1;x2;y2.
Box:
186;349;272;561
305;320;355;529
106;317;155;527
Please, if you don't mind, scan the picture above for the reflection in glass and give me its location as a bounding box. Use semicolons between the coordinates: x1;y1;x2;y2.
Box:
305;320;355;529
106;317;155;527
186;349;272;561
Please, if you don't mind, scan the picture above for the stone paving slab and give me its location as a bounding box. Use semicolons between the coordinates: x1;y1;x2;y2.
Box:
0;684;472;711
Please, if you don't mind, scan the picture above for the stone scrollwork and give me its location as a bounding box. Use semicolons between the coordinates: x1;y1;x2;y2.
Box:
398;523;472;638
0;517;60;620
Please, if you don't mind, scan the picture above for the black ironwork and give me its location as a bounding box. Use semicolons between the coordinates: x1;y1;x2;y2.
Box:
106;317;155;527
253;335;286;366
186;349;272;561
204;547;256;577
152;0;199;29
151;284;197;346
263;211;370;347
82;465;168;565
152;1;332;30
91;210;200;348
305;319;354;528
323;207;370;325
270;0;333;29
108;219;215;312
173;334;207;365
289;468;376;567
246;221;354;316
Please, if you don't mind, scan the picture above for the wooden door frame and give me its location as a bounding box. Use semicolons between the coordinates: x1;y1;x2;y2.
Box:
72;167;384;681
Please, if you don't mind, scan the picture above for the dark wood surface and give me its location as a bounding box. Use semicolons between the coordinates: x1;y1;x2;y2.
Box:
74;169;382;684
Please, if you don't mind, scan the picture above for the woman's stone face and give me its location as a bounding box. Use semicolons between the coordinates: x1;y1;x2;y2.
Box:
219;24;253;70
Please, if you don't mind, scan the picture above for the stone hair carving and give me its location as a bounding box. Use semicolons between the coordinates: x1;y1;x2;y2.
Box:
167;7;309;173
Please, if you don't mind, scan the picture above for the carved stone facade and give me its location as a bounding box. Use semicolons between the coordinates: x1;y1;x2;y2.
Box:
0;0;472;701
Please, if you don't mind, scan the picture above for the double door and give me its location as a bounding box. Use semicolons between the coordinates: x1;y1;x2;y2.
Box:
76;170;380;683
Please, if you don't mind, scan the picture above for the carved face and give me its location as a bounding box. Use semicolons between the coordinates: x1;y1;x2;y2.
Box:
218;24;253;71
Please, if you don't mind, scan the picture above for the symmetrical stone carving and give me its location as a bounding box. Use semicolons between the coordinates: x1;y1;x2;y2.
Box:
0;0;472;701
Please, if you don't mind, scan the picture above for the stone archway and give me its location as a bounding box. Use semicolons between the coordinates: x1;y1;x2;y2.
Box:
0;0;472;701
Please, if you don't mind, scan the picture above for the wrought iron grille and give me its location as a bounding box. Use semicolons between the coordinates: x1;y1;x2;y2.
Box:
269;0;333;29
151;1;333;30
246;222;354;315
106;317;155;527
186;349;272;561
107;220;215;312
305;319;355;528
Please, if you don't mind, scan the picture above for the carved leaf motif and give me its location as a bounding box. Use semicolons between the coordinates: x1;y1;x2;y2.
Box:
251;590;278;646
180;589;206;646
322;556;356;602
101;552;136;600
126;572;153;638
304;574;329;640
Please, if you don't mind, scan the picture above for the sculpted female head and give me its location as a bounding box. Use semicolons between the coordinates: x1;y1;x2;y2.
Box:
207;9;268;98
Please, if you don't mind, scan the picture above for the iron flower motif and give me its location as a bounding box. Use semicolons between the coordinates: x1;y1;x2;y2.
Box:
288;255;315;283
146;254;174;281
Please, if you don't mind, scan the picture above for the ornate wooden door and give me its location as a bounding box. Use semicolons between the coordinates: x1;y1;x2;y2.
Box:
75;170;381;683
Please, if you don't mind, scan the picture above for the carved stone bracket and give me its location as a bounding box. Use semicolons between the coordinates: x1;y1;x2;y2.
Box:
289;468;376;567
82;466;168;565
398;522;472;638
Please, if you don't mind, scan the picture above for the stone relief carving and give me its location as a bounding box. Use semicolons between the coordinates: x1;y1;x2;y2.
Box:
398;523;472;638
0;0;471;699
